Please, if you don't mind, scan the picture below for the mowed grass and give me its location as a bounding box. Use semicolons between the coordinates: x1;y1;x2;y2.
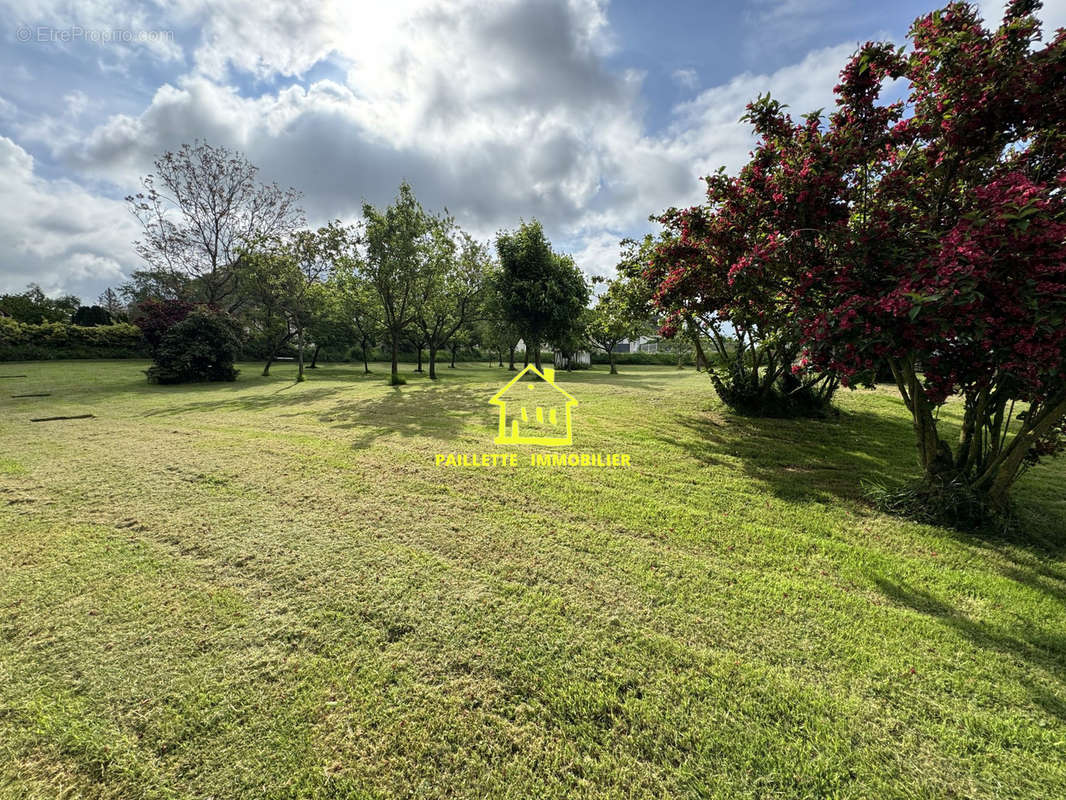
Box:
0;360;1064;800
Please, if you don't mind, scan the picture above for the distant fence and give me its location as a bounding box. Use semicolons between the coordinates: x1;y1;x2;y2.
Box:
555;351;590;370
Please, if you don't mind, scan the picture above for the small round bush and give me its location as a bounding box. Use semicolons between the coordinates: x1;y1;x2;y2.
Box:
146;310;242;385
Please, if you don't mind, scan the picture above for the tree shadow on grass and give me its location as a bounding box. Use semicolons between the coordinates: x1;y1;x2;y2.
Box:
141;385;353;416
136;365;422;417
667;398;1066;554
663;403;916;506
316;383;494;451
998;564;1066;603
871;575;1066;720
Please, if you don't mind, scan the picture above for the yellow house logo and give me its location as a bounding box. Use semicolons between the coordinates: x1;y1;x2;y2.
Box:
489;365;577;446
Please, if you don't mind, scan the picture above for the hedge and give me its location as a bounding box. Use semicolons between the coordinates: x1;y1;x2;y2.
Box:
0;318;148;361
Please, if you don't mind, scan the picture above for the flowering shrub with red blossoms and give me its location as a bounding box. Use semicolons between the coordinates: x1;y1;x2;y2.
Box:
649;0;1066;510
648;99;845;416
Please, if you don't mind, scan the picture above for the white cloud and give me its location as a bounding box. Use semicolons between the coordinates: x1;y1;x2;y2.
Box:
0;137;138;298
570;231;627;280
0;0;879;298
2;0;185;64
671;68;699;90
63;90;89;117
979;0;1066;33
60;0;648;238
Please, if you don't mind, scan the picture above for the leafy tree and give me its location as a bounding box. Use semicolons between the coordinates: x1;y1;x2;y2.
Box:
239;222;348;382
477;266;521;369
120;269;190;305
405;327;429;374
795;1;1066;512
145;309;242;384
553;309;590;372
0;284;80;324
447;325;475;369
647;1;1066;514
97;288;127;321
72;305;113;327
305;279;358;369
414;225;492;379
585;274;649;374
362;182;434;385
647;116;840;417
335;262;385;375
235;250;297;377
495;220;589;371
287;223;348;381
127;141;304;310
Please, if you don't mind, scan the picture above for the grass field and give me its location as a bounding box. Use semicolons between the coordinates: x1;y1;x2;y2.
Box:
1;360;1064;799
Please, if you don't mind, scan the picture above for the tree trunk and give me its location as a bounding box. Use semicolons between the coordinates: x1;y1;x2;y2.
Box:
497;349;503;367
296;326;306;382
885;358;1066;509
533;341;542;371
609;350;617;375
415;346;423;373
509;346;516;371
390;334;400;385
309;343;321;369
692;335;711;373
362;338;370;374
977;391;1066;506
889;357;954;480
262;330;292;376
449;344;457;368
429;346;438;380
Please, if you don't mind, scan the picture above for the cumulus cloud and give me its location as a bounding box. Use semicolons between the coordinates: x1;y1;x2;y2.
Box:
1;0;893;298
2;0;185;64
60;0;652;237
0;137;138;297
666;41;855;173
569;231;630;281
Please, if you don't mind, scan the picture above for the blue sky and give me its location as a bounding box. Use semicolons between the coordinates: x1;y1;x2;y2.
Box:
1;0;1062;302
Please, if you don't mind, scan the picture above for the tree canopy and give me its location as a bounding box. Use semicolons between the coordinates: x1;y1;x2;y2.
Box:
127;141;304;310
643;0;1066;513
495;220;589;370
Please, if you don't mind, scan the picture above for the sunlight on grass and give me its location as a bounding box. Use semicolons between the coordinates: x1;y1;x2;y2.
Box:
1;361;1064;798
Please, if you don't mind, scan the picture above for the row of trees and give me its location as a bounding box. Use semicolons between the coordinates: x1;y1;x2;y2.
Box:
17;3;1061;519
119;143;655;386
640;0;1066;511
0;284;125;327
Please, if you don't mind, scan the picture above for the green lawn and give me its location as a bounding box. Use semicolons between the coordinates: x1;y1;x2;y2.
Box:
1;360;1064;799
